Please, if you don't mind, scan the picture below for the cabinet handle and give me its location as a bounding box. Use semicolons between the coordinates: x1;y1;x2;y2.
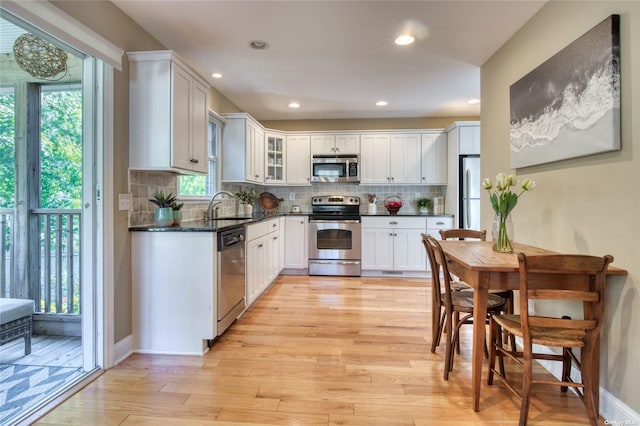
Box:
273;223;277;227
300;221;304;224
389;221;398;225
422;177;426;180
258;244;264;248
190;159;199;164
273;236;278;240
389;233;394;236
436;221;444;225
391;177;395;181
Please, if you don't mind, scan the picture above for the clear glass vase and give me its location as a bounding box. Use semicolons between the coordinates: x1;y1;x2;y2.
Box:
492;213;514;253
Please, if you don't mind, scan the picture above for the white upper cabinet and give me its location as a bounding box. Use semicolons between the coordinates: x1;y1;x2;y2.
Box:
286;134;311;186
421;132;448;184
389;133;421;184
311;133;360;155
222;113;265;184
458;125;481;155
360;134;390;184
128;51;209;174
361;133;421;185
265;132;286;185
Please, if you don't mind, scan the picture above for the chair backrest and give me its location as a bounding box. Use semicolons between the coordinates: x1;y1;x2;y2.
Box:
439;228;487;241
517;253;613;342
421;234;455;307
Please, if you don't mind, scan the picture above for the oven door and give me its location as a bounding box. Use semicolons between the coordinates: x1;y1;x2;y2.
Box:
308;219;361;276
309;220;361;260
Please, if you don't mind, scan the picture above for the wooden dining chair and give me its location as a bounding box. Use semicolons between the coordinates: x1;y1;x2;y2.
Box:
439;228;516;352
487;253;613;426
439;228;486;241
422;234;506;380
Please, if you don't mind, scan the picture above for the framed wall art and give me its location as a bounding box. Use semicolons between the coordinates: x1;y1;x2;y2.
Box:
510;15;620;169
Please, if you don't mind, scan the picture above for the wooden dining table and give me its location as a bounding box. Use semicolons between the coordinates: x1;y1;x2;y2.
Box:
437;240;627;412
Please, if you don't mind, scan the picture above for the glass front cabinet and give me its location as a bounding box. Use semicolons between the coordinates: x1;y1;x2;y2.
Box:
265;132;286;184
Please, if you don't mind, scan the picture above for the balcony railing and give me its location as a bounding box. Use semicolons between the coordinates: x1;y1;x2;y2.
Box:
1;209;14;299
1;209;81;315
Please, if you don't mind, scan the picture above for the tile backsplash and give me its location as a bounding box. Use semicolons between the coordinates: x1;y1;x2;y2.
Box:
129;170;447;226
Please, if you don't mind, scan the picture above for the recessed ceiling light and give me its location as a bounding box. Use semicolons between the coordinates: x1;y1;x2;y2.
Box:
212;73;222;79
394;35;415;46
249;40;270;50
468;98;481;104
288;102;300;108
376;100;388;106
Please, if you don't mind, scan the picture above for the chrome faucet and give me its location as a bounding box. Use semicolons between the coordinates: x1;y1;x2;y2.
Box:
205;191;234;220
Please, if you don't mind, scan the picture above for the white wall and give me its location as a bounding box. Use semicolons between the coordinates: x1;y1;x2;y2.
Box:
481;1;639;416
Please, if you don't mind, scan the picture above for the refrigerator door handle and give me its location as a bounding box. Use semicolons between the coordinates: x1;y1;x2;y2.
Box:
465;169;471;228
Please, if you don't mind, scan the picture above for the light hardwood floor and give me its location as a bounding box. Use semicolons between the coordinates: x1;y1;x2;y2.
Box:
36;276;597;425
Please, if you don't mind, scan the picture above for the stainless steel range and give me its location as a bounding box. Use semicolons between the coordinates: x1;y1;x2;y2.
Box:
308;195;361;276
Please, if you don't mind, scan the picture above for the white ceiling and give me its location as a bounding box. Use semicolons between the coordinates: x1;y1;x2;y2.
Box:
112;1;546;121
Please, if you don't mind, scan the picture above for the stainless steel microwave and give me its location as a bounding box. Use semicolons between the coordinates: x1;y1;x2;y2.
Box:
311;155;359;183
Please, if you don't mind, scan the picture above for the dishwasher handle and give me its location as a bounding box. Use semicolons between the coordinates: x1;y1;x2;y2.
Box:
218;228;246;251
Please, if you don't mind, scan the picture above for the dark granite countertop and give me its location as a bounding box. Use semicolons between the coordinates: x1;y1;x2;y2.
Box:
360;212;454;217
129;213;288;232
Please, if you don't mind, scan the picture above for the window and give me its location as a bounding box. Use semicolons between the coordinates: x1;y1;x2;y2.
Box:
179;112;223;198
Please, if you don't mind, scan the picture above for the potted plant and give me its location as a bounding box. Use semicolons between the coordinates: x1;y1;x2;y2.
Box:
235;187;258;216
149;191;176;226
417;197;432;214
171;201;184;226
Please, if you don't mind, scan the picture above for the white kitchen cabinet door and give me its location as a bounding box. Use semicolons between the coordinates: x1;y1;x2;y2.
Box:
389;133;421;184
278;217;286;271
310;134;336;155
248;122;265;184
246;235;267;306
284;216;308;269
421;132;448;185
222;114;265;184
360;134;391;184
459;125;481;155
361;228;393;270
334;134;360;154
265;132;286;185
426;216;455;271
286;135;311;186
267;231;281;284
393;228;427;271
128;51;209;175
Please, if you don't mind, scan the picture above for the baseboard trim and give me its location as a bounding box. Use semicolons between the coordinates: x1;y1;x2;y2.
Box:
113;334;134;365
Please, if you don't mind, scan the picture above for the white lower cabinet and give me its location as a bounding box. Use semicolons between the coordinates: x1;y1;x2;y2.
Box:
246;218;281;306
425;216;455;271
361;217;427;274
284;215;308;270
132;232;215;355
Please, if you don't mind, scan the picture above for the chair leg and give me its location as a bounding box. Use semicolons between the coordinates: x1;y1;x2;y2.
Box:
454;311;461;354
487;316;497;385
432;310;445;353
443;310;453;381
561;347;571;393
581;341;598;426
519;344;533;426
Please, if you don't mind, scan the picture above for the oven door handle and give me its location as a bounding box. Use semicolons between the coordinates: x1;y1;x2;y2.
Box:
309;260;361;265
309;219;361;224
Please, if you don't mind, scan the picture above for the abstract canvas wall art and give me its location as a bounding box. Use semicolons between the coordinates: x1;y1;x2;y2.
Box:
510;15;620;169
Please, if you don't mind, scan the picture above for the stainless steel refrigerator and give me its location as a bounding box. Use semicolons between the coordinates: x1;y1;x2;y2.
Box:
459;155;481;230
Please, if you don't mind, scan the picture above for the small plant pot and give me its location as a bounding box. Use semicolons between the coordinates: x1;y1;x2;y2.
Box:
172;210;182;226
154;207;174;227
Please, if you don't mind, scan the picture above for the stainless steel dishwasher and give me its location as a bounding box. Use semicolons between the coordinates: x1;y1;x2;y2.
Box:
217;226;246;336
